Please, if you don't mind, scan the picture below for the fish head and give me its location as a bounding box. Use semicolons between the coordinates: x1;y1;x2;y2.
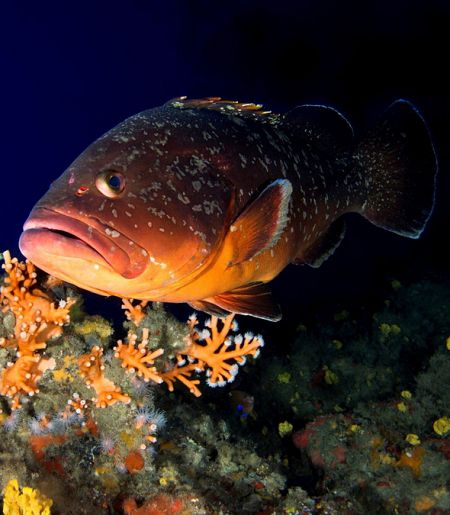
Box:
19;108;234;298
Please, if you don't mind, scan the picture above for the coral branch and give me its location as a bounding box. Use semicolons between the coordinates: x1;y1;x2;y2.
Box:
160;314;264;395
78;345;131;408
114;328;164;384
0;251;74;408
122;298;148;325
162;363;203;397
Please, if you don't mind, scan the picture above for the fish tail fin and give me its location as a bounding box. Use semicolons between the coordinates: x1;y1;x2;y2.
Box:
355;99;437;238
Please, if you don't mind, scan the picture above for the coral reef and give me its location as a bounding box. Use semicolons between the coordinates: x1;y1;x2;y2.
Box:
0;252;276;513
0;251;75;410
2;250;450;513
256;279;450;513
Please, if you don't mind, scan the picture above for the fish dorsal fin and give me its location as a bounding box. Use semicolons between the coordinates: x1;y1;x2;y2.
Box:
205;283;281;321
295;217;346;268
284;104;354;151
227;179;292;266
167;97;279;122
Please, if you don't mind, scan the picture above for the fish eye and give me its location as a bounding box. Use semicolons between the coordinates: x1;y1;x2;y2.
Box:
95;170;126;198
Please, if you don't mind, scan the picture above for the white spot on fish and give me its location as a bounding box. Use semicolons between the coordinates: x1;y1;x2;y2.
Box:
149;256;167;269
105;228;121;238
203;200;222;215
177;193;190;204
239;153;247;168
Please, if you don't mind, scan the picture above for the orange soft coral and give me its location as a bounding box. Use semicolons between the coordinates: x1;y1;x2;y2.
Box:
0;251;74;408
0;253;266;407
114;328;164;385
122;298;148;326
161;314;264;397
114;312;264;398
78;345;131;408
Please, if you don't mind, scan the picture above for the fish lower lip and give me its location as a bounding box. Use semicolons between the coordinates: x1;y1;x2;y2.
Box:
21;208;131;276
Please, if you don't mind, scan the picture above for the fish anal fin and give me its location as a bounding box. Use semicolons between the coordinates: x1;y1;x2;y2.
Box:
296;217;346;268
188;300;231;318
228;179;292;266
204;283;281;322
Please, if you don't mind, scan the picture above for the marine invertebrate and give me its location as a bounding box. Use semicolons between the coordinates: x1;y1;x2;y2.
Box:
122;298;148;326
115;307;264;397
433;416;450;436
78;345;131;408
132;405;166;445
161;314;264;397
0;253;265;416
0;251;74;409
114;329;164;385
2;479;53;515
0;255;281;513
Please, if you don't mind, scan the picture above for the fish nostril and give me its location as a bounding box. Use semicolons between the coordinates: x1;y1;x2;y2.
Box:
76;186;90;197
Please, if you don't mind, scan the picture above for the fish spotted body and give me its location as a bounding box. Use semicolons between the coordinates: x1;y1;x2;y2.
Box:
19;97;436;320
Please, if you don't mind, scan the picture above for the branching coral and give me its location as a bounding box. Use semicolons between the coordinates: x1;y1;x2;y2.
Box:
114;329;164;385
122;298;148;326
118;300;265;397
0;254;272;513
0;251;75;409
0;255;265;418
78;345;131;408
160;313;264;397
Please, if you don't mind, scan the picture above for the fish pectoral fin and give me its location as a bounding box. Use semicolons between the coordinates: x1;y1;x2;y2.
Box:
227;179;292;266
295;217;346;268
205;283;282;321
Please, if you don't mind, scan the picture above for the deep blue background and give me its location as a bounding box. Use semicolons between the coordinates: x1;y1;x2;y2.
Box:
1;0;449;332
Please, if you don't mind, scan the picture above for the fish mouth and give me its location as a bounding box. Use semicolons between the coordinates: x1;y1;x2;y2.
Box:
19;208;146;279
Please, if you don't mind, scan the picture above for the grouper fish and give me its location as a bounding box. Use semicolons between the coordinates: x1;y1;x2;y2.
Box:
19;97;436;321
